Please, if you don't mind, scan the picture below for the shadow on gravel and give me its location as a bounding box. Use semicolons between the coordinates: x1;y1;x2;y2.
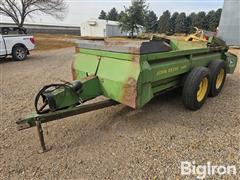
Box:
112;88;183;119
54;88;185;150
0;57;15;64
54;79;239;151
0;56;36;64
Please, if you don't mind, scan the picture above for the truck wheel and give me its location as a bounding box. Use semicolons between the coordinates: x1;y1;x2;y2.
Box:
12;46;27;61
182;67;211;110
208;60;226;97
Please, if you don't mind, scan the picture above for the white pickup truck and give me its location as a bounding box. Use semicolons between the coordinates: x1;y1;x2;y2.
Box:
0;34;35;61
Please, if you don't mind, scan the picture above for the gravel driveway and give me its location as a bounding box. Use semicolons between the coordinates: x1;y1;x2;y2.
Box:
0;48;239;179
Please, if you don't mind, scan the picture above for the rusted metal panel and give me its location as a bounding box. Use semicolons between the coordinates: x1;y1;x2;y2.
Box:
75;39;172;55
121;77;138;108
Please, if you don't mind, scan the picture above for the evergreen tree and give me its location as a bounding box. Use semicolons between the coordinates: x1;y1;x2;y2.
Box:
145;10;158;33
119;0;147;38
175;12;187;33
99;6;222;34
158;10;171;33
188;12;197;33
195;11;207;29
118;11;125;21
167;12;178;33
98;10;107;20
215;8;222;29
185;15;193;34
206;9;222;31
206;10;216;31
107;8;119;21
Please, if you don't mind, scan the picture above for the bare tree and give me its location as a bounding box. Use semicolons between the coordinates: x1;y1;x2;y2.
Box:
0;0;67;27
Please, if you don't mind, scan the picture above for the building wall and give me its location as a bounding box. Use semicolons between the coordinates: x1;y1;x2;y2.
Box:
106;24;127;37
0;23;81;35
81;20;107;37
218;0;240;46
81;19;128;37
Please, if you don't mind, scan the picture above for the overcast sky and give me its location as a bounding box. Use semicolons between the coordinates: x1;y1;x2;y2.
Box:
2;0;224;26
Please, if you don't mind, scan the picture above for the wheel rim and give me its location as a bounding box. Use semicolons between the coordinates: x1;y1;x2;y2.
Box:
216;68;224;89
16;48;25;59
197;77;208;102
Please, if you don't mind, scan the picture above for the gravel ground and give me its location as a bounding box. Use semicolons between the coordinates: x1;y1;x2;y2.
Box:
0;48;239;179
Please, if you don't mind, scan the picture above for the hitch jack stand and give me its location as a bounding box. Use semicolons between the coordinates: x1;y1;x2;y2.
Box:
17;100;119;153
36;118;49;153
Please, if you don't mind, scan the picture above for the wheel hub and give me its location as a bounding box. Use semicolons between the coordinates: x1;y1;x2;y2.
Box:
16;49;25;59
197;77;208;102
216;68;224;89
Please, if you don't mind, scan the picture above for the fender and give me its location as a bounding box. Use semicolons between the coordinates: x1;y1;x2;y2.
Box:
12;43;29;55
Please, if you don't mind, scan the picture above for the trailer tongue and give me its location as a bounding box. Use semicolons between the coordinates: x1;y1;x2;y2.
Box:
16;37;237;152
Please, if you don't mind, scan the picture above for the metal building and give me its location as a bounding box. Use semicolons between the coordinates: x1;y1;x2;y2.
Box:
218;0;240;46
80;19;128;37
0;22;80;35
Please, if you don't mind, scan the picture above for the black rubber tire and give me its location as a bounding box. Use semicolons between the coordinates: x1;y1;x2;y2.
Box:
182;67;211;110
208;60;226;97
12;46;27;61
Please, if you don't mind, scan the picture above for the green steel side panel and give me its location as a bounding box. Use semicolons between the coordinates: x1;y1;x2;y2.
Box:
51;87;79;110
136;61;154;108
137;82;153;108
225;52;238;73
149;57;190;81
80;76;102;101
151;76;181;88
152;78;181;94
96;56;140;108
74;53;100;76
191;52;223;68
142;48;210;61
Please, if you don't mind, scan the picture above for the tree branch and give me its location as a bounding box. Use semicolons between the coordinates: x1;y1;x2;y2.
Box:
0;0;67;27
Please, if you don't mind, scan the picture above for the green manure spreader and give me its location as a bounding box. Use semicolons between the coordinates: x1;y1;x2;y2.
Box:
17;37;238;152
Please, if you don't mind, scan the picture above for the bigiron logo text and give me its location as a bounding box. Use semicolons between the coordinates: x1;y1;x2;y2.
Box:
181;161;237;179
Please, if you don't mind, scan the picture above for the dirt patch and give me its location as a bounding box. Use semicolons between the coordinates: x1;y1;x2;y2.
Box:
33;34;76;51
0;48;239;179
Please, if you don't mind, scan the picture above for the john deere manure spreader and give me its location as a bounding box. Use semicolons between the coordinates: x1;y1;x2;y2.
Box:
17;37;237;152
